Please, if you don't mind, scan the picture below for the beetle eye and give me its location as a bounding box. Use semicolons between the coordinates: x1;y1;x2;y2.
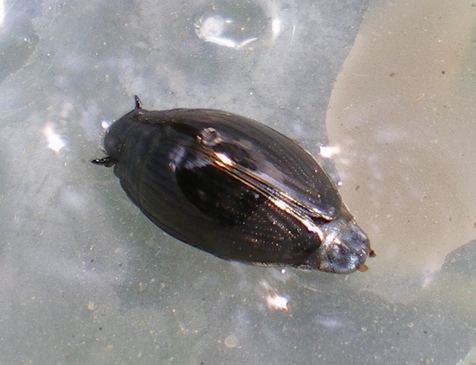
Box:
326;244;346;263
321;243;367;274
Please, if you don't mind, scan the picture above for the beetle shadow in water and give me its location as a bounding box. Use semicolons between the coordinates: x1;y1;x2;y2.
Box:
421;238;476;314
110;222;353;310
110;232;475;365
439;238;476;276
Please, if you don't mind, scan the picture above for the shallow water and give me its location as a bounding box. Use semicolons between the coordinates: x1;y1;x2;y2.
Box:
0;0;475;364
327;0;476;302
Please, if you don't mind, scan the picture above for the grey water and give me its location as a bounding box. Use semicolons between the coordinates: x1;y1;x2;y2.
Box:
0;0;475;364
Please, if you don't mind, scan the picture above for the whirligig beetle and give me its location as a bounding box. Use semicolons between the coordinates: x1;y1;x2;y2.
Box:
92;96;372;274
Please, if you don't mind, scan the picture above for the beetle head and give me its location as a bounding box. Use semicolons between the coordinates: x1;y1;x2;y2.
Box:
306;210;370;274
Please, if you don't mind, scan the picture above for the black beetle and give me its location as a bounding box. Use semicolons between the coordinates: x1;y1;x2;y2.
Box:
92;96;371;274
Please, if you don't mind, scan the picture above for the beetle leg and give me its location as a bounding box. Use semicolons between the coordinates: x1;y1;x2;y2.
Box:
91;156;116;167
134;95;143;110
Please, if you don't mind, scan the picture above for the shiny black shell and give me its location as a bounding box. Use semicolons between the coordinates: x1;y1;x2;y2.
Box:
93;96;371;274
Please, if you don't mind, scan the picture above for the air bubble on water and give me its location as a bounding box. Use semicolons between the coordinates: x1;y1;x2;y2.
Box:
194;1;267;49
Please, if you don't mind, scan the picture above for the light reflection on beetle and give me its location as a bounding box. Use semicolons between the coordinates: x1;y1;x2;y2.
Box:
92;96;372;274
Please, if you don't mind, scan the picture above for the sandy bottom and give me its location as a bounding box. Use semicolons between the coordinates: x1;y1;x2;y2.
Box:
327;0;476;301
